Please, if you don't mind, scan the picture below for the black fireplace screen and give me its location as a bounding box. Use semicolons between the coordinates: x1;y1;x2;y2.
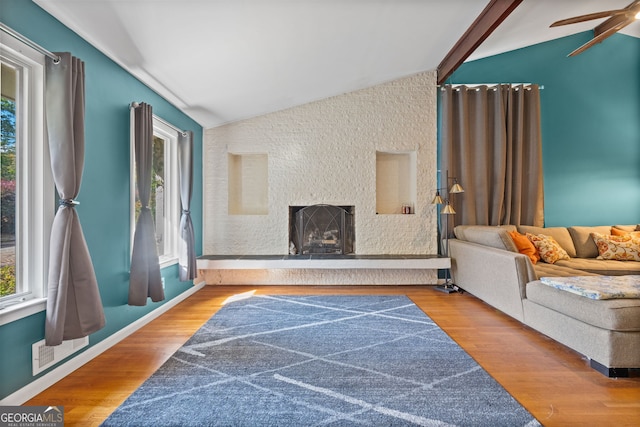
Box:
290;205;354;255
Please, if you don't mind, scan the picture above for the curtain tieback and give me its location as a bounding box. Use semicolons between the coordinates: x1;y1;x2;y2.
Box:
182;209;190;215
59;198;79;207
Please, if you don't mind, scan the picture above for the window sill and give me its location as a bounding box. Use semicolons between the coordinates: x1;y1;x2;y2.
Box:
159;256;178;270
0;297;47;326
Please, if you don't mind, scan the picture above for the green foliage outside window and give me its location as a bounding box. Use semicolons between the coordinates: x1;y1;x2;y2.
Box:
0;98;16;232
0;265;16;297
1;97;17;297
133;135;165;255
1;97;17;234
134;136;164;222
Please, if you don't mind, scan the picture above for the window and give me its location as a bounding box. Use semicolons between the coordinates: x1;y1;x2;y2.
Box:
0;35;54;324
130;117;179;267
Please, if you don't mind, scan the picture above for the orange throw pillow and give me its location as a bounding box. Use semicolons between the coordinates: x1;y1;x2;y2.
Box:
611;227;640;238
509;231;540;264
611;227;627;236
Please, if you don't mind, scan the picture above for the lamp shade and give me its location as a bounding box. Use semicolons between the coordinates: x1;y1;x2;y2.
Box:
431;191;444;205
441;203;456;215
449;182;464;193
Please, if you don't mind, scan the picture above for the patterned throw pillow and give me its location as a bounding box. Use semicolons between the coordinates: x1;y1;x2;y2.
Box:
525;233;570;264
591;232;640;261
508;231;540;264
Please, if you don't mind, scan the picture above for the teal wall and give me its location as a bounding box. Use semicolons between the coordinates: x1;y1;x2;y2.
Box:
447;32;640;227
0;0;203;399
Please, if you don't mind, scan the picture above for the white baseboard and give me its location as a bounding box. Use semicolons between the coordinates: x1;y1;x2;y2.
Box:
0;281;206;405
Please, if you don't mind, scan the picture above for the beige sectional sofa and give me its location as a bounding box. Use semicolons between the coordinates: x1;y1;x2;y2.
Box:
448;224;640;377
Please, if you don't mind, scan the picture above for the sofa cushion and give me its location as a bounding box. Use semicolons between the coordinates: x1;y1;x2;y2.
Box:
517;226;576;258
526;280;640;331
555;258;640;276
453;225;518;252
453;225;466;241
567;226;611;258
533;262;598;279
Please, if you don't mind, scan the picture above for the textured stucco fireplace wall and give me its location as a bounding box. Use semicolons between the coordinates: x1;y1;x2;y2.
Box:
203;70;439;284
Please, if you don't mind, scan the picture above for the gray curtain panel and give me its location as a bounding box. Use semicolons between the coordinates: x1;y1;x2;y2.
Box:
178;131;197;281
45;53;105;346
129;103;164;305
440;84;544;228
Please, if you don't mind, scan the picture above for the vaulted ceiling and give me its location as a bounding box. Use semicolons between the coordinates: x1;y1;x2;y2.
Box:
34;0;640;128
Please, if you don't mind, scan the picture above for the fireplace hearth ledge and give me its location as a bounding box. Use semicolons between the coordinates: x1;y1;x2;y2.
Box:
197;254;449;270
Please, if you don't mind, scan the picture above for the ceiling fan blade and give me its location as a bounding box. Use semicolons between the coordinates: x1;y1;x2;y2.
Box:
550;10;625;27
595;10;636;36
567;26;623;56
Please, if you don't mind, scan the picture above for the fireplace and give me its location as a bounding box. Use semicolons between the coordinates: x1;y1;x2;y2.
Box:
289;205;354;255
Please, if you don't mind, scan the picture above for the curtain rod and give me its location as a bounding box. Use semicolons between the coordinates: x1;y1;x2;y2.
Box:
130;102;187;136
0;22;60;63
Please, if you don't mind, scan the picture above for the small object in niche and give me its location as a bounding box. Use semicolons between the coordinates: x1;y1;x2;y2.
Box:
323;230;338;241
289;241;297;255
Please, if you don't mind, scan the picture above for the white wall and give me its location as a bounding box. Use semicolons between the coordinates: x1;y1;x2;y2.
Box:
202;71;439;284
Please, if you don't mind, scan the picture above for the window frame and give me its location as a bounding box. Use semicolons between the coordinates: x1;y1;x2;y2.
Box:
130;115;180;269
0;35;54;325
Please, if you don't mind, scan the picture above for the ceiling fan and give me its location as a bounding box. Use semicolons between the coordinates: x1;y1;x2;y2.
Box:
550;0;640;56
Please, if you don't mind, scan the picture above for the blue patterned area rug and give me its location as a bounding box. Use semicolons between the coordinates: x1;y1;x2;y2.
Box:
102;295;540;426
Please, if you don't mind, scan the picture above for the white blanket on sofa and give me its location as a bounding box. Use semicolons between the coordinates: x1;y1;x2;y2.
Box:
540;275;640;300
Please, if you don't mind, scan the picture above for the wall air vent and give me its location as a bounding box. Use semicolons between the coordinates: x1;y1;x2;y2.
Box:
32;336;89;375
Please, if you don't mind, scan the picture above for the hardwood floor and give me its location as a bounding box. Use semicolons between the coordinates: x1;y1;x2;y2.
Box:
26;285;640;426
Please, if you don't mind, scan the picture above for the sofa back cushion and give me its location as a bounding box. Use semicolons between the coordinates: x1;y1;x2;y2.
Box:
453;225;518;252
517;225;576;258
568;226;611;258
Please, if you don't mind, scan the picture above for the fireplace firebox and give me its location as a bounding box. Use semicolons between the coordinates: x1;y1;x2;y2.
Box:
289;205;354;255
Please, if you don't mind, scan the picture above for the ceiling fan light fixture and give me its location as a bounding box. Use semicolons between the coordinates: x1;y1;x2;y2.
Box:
635;11;640;19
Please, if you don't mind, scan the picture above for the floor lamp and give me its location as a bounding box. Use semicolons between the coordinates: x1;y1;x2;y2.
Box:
432;170;464;293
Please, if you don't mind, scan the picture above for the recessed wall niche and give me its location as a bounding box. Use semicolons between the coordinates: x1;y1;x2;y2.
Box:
228;153;268;215
376;151;416;214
